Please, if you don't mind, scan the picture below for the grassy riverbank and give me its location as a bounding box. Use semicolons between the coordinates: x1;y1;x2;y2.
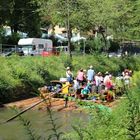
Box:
0;54;140;103
1;81;140;140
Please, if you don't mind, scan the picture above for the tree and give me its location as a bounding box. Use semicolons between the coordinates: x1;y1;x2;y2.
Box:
0;0;41;37
36;0;82;58
107;0;140;41
36;0;140;53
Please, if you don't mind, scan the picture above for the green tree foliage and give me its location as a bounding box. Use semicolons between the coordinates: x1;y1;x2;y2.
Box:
84;36;104;53
1;0;139;50
37;0;81;28
0;0;41;37
37;0;140;42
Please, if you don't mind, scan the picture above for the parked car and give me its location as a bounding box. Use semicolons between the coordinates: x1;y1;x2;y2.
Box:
108;52;116;57
1;48;24;57
108;52;122;58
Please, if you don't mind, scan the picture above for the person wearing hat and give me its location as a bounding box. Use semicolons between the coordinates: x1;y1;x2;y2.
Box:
87;65;95;82
76;68;85;85
105;71;109;75
94;72;103;93
66;67;73;83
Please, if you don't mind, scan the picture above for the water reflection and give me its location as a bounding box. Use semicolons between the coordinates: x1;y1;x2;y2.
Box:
0;108;87;140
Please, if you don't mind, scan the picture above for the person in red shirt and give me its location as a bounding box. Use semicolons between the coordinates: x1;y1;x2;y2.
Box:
105;74;114;90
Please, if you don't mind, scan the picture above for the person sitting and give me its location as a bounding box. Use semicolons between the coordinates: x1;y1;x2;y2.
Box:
81;83;91;98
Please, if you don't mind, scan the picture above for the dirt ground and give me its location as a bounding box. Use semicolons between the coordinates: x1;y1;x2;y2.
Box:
4;97;79;111
4;95;121;112
2;86;120;112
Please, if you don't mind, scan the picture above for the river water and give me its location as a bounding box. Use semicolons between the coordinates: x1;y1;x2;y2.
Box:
0;108;87;140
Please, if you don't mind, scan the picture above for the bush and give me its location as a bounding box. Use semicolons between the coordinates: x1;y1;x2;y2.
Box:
0;54;140;103
0;56;46;103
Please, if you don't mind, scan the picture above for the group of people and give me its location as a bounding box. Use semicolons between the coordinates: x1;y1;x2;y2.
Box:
65;66;132;100
66;65;95;84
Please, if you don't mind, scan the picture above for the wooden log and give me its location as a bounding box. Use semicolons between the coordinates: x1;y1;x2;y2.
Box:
2;84;71;124
3;98;46;124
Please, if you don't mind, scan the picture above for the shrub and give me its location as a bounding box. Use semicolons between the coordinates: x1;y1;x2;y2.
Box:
1;54;140;103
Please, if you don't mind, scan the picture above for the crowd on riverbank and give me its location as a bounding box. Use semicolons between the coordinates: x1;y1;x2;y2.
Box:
64;66;132;101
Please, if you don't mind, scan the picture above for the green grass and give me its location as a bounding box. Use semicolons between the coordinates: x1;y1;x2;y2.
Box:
0;54;140;103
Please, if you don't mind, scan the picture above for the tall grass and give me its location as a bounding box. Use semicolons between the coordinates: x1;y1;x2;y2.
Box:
0;54;140;103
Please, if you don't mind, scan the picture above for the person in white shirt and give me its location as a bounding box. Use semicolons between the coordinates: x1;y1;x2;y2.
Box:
103;71;110;90
123;72;131;88
95;72;103;93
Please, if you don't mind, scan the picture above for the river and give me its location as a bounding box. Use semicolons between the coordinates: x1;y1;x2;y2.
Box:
0;107;87;140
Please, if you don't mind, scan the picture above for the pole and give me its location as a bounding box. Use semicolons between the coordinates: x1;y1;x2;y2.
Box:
2;84;70;124
15;45;16;53
66;0;72;59
0;44;2;54
83;39;86;55
4;99;46;123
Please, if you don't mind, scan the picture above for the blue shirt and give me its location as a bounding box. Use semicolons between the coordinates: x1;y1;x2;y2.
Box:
87;69;95;81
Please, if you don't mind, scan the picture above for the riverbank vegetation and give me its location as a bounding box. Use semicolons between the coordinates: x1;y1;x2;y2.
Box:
64;71;140;140
8;71;140;140
0;54;140;139
1;0;140;139
0;54;140;103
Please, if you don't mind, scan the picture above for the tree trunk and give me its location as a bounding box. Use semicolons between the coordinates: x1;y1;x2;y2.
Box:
67;0;72;59
11;25;18;34
100;31;107;53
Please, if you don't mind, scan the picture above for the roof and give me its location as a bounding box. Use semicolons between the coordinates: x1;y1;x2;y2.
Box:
18;38;34;45
18;38;52;45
